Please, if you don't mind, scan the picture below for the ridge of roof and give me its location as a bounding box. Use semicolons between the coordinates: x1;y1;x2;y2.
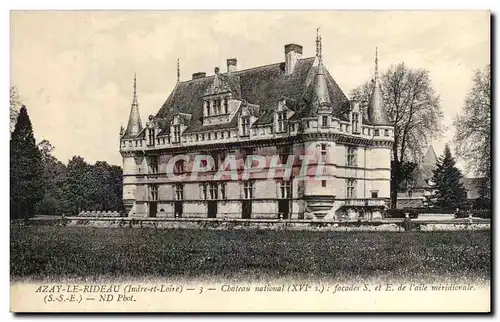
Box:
176;57;316;83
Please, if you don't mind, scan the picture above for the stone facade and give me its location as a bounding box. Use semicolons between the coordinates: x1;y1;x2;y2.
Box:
119;31;394;220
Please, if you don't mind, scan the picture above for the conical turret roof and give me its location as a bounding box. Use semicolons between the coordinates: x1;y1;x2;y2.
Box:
122;73;143;139
368;48;390;126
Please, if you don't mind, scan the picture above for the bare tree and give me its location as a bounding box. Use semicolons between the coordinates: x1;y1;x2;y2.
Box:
351;62;443;207
453;65;491;185
10;86;22;133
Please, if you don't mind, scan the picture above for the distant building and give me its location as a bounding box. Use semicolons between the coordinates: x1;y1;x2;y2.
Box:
397;145;489;210
397;146;437;209
463;177;490;202
119;31;394;220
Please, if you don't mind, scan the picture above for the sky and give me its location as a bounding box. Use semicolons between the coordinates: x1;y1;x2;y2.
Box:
10;11;490;170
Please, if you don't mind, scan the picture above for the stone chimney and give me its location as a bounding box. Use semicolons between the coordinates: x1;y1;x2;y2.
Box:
227;58;237;73
192;72;206;80
284;44;303;75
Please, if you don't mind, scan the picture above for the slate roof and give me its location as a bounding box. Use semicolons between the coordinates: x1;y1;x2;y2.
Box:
154;57;349;134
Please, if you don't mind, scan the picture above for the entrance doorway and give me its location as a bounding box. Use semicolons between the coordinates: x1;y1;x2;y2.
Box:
174;201;183;218
242;200;252;219
207;201;217;218
149;202;157;218
278;199;290;219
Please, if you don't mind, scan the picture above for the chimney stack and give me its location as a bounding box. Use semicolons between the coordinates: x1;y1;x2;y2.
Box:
192;72;206;80
227;58;237;73
284;44;303;75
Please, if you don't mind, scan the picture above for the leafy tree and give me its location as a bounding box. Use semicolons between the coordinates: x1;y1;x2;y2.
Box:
35;140;67;215
60;157;124;215
351;62;443;208
62;156;92;215
10;106;45;219
431;144;467;210
453;64;491;195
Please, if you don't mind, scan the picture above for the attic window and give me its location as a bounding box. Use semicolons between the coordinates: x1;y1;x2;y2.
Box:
148;129;155;146
321;115;328;128
173;125;181;143
241;116;250;136
277;111;287;132
352;113;360;133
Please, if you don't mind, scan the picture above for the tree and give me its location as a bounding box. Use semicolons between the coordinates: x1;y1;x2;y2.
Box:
351;62;443;208
453;64;491;189
35;140;68;215
10;86;22;133
10;105;45;219
431;144;467;210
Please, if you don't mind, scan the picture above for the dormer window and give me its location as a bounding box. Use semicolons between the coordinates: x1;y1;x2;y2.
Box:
321;115;328;128
148;129;155;146
241;116;250;136
352;112;360;133
277;111;287;132
173;124;181;143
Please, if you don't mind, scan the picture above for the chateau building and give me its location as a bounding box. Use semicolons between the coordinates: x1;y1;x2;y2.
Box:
119;31;394;220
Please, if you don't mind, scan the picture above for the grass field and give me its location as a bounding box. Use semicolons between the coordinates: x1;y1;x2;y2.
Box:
10;226;491;282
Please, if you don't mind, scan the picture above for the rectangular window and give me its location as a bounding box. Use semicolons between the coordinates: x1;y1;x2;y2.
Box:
320;143;328;162
173;125;181;143
209;183;218;200
196;134;199;142
214;132;218;140
241;117;250;136
321;180;327;187
371;191;379;199
277;111;287;132
346;146;357;167
202;183;208;200
346;179;356;199
289;123;295;132
243;181;254;199
206;101;211;116
148;156;159;174
278;146;291;164
321;115;328;128
217;99;222;115
175;184;184;200
352;112;360;133
148;129;155;145
149;184;158;201
224;98;229;114
384;129;389;136
279;180;292;199
374;129;380;136
220;182;227;200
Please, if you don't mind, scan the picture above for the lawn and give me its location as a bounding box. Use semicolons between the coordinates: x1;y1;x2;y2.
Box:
10;226;491;282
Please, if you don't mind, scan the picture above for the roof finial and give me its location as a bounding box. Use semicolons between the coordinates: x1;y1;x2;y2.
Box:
316;27;322;61
374;46;379;84
177;58;180;82
132;72;138;106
